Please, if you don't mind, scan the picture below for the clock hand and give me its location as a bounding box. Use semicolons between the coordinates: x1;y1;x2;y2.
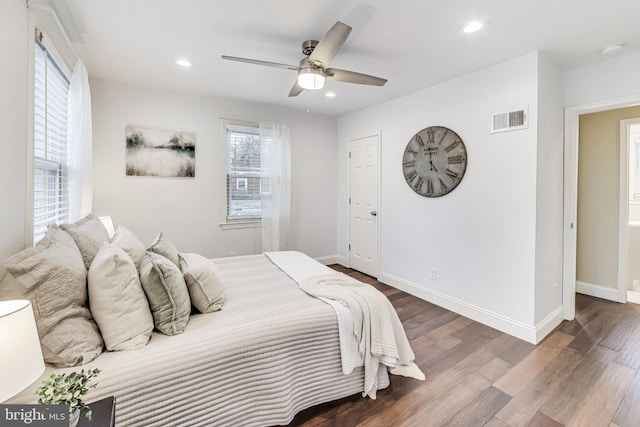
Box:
430;160;438;173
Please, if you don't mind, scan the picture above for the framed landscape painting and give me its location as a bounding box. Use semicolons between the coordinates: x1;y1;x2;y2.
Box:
125;125;195;177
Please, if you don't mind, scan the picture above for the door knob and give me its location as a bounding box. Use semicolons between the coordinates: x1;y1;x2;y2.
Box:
370;210;377;216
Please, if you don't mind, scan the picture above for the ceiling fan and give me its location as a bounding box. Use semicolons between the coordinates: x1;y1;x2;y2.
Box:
222;21;387;97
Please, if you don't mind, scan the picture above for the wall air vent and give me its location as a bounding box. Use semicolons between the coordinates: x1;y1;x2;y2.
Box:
490;107;528;133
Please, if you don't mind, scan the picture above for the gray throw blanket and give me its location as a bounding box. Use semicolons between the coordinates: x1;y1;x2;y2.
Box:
299;272;425;399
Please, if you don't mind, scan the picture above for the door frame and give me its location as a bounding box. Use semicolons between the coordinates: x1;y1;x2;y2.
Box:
348;132;382;277
562;95;640;320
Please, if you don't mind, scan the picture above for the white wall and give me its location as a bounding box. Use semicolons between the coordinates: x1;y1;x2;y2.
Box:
338;52;543;340
0;0;28;280
564;52;640;107
91;79;338;259
534;53;564;326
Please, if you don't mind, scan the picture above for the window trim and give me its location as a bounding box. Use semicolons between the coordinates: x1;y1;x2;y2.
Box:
219;118;262;229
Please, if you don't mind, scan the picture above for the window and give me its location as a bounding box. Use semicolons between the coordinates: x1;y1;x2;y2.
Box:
224;121;263;221
32;33;70;244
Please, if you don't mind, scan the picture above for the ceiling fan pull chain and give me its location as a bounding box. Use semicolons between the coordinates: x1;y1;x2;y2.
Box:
306;90;311;115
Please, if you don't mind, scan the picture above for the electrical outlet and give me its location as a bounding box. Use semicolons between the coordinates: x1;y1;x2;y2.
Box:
430;268;437;281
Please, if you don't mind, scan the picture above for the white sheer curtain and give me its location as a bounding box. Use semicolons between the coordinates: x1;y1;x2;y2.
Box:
260;121;291;252
67;59;93;221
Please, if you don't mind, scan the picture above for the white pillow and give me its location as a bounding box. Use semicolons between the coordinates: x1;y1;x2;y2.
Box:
111;225;146;271
179;253;226;313
89;242;154;351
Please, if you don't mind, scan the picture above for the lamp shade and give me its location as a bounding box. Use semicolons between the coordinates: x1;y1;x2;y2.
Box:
0;300;45;403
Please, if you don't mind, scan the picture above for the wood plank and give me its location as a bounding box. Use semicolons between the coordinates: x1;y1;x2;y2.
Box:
497;337;536;366
358;365;470;427
523;412;563;427
612;368;640;426
444;386;511;427
419;330;494;378
457;333;520;373
483;417;512;427
493;331;574;396
400;373;492;427
616;330;640;370
567;308;621;355
494;347;583;426
540;345;618;424
599;305;640;351
426;316;473;340
475;357;511;384
566;362;636;427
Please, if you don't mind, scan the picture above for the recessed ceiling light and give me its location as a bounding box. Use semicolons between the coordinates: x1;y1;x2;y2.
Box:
600;43;626;55
176;59;192;67
463;21;484;34
325;91;336;98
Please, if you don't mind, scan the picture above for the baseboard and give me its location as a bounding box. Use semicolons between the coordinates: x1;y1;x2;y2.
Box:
534;307;565;343
576;280;620;302
378;271;558;344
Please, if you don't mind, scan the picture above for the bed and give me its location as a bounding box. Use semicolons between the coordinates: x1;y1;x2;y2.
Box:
9;253;399;426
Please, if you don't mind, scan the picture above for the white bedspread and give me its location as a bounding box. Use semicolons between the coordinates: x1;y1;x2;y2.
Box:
266;251;424;399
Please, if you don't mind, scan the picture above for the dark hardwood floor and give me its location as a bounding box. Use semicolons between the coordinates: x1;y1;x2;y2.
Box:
288;266;640;427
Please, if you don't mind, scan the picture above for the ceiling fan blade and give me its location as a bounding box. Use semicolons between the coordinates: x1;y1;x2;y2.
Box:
221;55;299;71
325;68;387;86
308;21;352;66
288;81;304;97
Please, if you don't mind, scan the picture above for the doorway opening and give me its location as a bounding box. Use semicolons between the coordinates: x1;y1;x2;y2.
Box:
563;97;640;320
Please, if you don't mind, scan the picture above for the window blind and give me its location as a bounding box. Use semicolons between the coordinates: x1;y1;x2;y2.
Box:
225;122;262;220
33;38;70;244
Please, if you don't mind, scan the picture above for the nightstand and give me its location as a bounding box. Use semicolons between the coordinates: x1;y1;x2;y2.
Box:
78;396;116;427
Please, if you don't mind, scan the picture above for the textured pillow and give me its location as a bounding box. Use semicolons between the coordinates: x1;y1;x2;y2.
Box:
140;251;191;335
148;231;180;268
2;225;103;367
61;213;109;269
179;253;226;313
89;242;154;351
111;225;146;271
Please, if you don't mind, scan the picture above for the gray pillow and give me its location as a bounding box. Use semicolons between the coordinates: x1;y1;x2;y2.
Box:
61;213;109;270
2;225;103;367
111;225;146;272
89;242;154;351
140;251;191;335
148;231;180;268
179;252;226;313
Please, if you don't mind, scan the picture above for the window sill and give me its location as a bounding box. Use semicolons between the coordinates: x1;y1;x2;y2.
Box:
629;221;640;228
219;220;261;230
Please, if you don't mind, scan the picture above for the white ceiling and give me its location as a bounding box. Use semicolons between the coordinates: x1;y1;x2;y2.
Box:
59;0;640;116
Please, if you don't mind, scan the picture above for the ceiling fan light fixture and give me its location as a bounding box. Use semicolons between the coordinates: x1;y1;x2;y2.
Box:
463;21;484;34
297;68;325;90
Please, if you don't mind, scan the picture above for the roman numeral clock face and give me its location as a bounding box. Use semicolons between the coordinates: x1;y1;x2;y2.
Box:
402;126;467;197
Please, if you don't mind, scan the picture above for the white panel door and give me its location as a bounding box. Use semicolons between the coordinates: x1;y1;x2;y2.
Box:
349;135;380;277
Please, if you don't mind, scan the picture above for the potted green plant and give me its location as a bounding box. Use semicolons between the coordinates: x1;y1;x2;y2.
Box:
35;368;101;427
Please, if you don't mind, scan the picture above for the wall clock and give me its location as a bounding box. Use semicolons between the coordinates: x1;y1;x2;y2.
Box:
402;126;467;197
